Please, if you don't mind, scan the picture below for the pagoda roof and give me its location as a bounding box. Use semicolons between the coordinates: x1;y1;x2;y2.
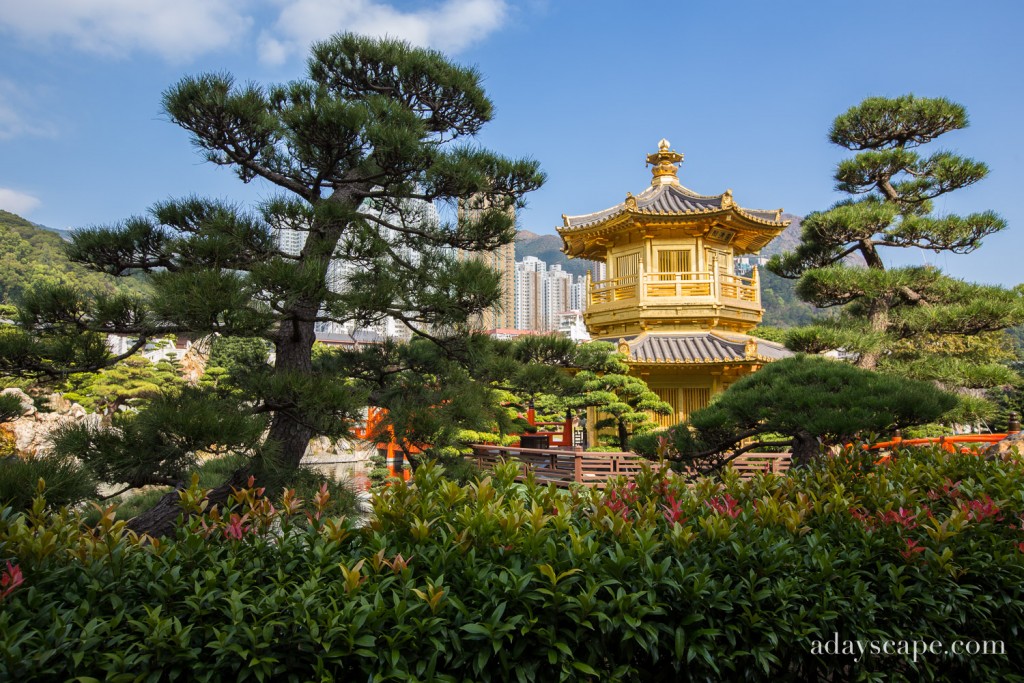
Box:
560;182;785;232
557;139;789;259
611;331;792;365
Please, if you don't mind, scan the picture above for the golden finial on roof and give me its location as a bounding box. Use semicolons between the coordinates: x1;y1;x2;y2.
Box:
624;192;637;210
646;138;684;186
744;337;759;360
721;189;734;209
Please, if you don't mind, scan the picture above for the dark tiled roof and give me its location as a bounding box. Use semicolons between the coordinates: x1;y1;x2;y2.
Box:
561;183;784;231
640;185;721;215
624;332;792;364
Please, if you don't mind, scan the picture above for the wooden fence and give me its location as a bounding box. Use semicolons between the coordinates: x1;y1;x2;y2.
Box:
467;445;791;488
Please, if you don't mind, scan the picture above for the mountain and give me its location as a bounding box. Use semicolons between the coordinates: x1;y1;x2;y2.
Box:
515;230;600;278
760;213;803;257
34;223;74;241
0;210;140;304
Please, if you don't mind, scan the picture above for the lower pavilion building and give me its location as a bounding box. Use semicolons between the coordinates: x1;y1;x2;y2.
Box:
558;140;793;431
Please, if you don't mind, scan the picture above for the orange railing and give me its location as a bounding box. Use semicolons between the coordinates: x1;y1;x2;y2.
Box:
865;415;1020;463
870;434;1008;453
868;414;1019;455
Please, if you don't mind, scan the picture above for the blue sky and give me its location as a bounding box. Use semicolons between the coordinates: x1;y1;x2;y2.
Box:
1;0;1022;286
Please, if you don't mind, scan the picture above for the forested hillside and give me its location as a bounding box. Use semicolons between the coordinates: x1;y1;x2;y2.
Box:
0;210;140;304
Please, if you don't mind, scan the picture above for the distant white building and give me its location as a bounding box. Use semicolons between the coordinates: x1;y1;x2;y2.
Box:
734;255;768;275
556;310;590;342
105;334;192;364
569;279;587;313
276;196;438;342
512;255;587;333
484;328;540;341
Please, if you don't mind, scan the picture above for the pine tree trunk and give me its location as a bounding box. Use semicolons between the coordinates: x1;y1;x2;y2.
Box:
266;317;317;470
790;431;820;468
857;304;889;370
617;420;629;452
126;468;251;537
856;240;888;370
129;193;358;536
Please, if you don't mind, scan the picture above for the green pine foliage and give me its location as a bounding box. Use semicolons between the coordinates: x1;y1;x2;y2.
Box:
492;336;670;451
198;336;271;395
3;451;1024;680
0;458;97;512
0;393;23;424
768;95;1024;417
205;336;270;377
357;335;668;467
61;354;185;417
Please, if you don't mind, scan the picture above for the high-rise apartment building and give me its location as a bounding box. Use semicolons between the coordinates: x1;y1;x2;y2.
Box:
458;198;516;331
514;256;546;331
569;279;587;313
542;265;573;332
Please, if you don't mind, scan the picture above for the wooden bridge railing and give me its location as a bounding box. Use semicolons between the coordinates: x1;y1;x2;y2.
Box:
468;445;792;488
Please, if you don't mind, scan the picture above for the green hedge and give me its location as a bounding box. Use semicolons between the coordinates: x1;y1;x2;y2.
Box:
2;447;1024;681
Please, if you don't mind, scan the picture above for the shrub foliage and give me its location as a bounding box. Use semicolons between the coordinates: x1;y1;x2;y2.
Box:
2;448;1024;681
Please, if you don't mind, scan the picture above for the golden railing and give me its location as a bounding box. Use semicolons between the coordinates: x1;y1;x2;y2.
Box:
588;270;759;306
718;272;758;302
642;272;713;298
589;274;638;304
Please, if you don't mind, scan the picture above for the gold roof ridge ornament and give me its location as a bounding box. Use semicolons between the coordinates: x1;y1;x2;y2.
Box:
646;138;684;186
720;189;734;209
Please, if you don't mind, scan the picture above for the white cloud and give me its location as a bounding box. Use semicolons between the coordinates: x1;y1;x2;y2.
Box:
258;0;508;66
0;188;41;216
0;0;252;62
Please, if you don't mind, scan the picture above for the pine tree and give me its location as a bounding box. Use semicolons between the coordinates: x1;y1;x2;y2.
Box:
768;95;1024;410
0;34;543;534
493;337;671;451
61;354;185;419
659;354;957;470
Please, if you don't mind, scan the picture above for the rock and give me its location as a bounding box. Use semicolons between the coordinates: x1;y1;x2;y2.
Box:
6;403;101;457
46;393;72;414
69;403;87;419
984;432;1024;459
1;387;36;417
302;436;374;481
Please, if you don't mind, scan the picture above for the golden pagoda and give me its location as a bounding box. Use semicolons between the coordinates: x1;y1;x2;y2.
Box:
558;139;793;427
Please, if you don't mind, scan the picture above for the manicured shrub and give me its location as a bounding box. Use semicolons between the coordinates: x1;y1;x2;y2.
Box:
2;447;1023;681
628;428;665;457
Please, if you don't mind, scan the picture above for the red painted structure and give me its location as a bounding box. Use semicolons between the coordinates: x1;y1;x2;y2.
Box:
351;406;416;481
